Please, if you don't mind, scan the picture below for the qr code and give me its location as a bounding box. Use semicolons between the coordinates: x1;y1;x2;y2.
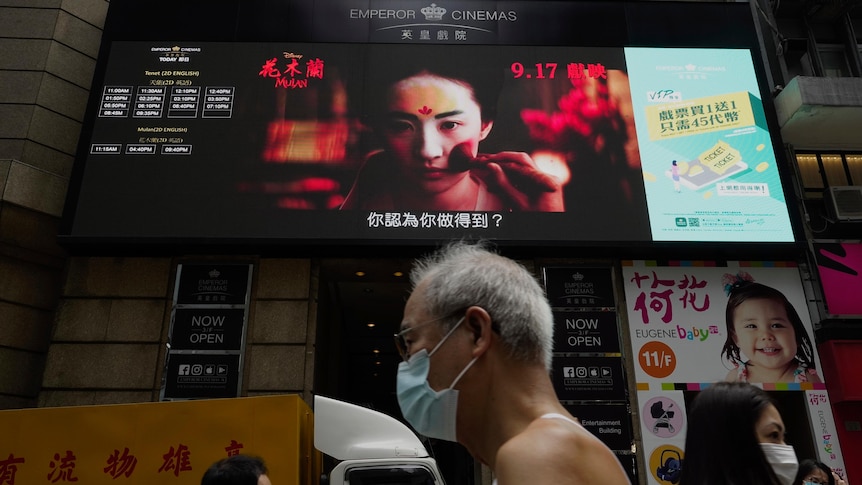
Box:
688;218;700;227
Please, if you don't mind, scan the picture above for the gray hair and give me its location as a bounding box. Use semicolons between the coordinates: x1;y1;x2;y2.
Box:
410;241;554;370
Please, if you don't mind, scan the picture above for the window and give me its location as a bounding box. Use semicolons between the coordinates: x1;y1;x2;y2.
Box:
847;154;862;184
796;154;824;191
346;465;437;485
795;152;862;198
821;154;850;185
818;46;851;77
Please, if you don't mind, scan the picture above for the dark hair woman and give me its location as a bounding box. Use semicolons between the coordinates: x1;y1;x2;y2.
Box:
680;381;798;485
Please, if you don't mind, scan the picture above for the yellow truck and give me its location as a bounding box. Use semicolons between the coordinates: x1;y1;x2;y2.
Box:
0;395;445;485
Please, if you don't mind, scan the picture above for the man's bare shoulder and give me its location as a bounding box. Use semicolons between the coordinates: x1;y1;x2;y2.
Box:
494;417;630;485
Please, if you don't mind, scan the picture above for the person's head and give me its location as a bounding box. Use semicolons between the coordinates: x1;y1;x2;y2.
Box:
672;160;677;166
679;381;796;485
394;240;554;441
403;240;554;369
201;455;270;485
721;279;816;375
382;72;493;193
364;46;503;193
794;459;835;485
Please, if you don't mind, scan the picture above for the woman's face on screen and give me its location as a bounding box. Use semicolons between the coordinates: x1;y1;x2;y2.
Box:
382;73;493;193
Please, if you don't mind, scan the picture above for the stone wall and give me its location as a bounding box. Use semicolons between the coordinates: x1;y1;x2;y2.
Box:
0;0;109;409
40;257;317;406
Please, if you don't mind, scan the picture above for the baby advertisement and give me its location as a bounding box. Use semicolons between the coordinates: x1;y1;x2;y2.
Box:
622;262;825;389
624;47;794;243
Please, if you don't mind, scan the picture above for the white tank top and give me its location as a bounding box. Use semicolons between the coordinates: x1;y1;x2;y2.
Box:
538;412;580;426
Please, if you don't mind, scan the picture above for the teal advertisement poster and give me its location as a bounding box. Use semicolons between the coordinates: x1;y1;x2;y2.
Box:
625;48;794;242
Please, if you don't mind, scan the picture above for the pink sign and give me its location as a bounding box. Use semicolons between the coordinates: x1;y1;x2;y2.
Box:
816;243;862;315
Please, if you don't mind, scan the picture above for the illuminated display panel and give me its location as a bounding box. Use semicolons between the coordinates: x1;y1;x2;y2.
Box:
61;1;797;247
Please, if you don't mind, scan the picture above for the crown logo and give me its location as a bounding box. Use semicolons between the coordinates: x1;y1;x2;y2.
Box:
172;46;181;52
685;63;696;71
572;272;584;281
421;3;446;21
209;269;221;278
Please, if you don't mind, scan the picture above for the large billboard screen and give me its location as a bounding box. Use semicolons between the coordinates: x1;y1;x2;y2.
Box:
61;1;796;247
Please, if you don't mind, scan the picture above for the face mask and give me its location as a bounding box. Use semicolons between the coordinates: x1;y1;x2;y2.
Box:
759;443;798;485
396;317;477;441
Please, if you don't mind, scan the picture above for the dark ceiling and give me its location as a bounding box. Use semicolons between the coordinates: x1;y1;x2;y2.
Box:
317;257;415;418
773;0;862;21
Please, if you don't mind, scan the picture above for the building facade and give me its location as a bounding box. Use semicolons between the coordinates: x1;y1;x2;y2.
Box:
1;0;860;483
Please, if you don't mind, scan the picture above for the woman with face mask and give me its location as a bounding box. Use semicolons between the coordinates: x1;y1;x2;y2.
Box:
679;381;798;485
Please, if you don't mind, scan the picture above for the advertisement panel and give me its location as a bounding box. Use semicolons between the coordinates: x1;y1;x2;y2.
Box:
162;353;241;399
67;41;649;243
552;310;621;353
0;395;310;485
622;262;825;388
164;263;252;399
814;242;862;315
544;267;617;309
563;403;633;451
61;1;796;247
805;390;848;480
638;390;687;485
175;264;252;305
623;263;852;485
551;355;627;401
169;308;247;351
626;48;794;242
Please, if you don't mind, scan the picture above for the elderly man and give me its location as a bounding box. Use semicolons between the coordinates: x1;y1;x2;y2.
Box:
395;241;630;485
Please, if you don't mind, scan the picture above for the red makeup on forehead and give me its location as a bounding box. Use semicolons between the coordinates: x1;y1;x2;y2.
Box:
418;105;432;115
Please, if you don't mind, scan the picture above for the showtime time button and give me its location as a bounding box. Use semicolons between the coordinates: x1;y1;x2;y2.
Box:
161;144;193;154
125;144;156;154
90;144;122;154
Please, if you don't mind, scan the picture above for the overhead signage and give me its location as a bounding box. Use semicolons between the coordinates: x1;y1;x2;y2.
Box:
162;353;241;400
563;403;633;450
166;263;251;399
552;310;620;353
169;308;247;351
805;390;848;480
551;355;627;402
175;264;251;305
544;267;616;309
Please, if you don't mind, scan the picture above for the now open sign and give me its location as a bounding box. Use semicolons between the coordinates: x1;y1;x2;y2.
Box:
170;308;247;350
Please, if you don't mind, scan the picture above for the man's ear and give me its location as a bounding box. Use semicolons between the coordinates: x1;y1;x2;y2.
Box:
464;306;494;357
